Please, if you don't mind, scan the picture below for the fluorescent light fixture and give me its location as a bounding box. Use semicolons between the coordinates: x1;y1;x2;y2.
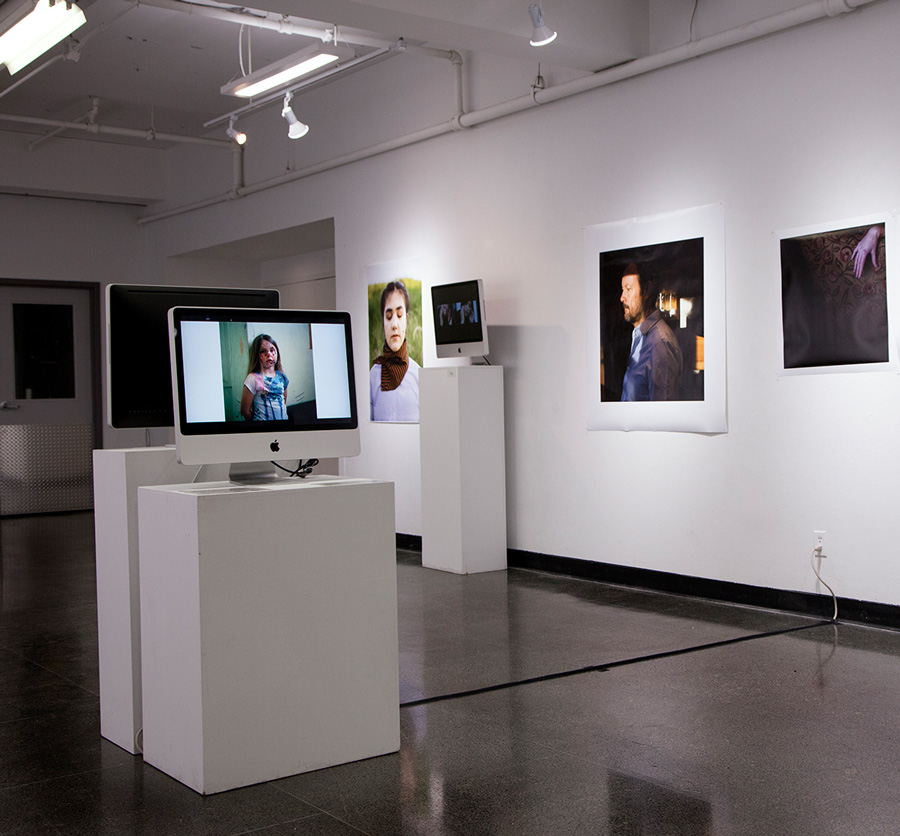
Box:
528;3;557;47
0;0;86;75
281;92;308;139
226;116;247;145
221;42;354;99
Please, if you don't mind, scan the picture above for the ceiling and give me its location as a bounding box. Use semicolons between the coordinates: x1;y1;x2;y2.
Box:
0;0;646;146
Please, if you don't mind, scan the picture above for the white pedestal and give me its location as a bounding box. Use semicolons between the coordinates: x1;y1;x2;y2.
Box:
419;366;507;574
92;447;227;754
137;476;400;795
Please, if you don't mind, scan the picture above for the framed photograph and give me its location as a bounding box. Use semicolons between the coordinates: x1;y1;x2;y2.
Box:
366;257;423;423
584;204;726;432
778;214;896;375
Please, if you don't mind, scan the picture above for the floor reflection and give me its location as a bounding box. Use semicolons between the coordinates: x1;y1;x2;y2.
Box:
608;772;714;836
3;513;900;835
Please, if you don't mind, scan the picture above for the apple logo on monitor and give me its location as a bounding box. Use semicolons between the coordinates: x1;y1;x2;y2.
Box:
270;440;280;453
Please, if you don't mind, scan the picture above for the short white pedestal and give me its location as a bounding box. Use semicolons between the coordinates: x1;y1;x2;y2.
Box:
137;476;400;795
92;447;227;755
419;366;507;574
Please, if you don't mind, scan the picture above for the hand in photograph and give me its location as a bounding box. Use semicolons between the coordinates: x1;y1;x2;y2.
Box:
852;224;884;278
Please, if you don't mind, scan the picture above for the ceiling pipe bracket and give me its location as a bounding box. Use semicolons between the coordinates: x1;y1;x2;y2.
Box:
824;0;862;13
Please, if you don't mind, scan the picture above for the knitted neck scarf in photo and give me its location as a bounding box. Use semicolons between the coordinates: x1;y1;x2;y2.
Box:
375;339;409;391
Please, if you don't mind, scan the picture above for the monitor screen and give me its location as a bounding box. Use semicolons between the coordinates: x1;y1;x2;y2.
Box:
169;306;360;466
431;279;489;358
107;284;279;429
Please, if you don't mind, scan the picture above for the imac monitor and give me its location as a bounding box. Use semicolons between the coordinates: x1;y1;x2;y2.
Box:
107;284;279;429
431;279;489;358
169;306;360;467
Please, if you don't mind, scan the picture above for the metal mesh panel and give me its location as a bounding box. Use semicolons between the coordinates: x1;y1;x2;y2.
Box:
0;424;93;516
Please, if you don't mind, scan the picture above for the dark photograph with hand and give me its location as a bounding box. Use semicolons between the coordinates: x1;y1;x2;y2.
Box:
780;221;888;369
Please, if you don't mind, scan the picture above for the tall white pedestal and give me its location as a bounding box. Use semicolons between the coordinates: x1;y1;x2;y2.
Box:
419;366;507;574
138;476;400;795
92;447;227;754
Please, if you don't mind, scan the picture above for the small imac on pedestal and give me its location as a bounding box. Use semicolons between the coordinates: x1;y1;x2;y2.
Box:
431;279;489;361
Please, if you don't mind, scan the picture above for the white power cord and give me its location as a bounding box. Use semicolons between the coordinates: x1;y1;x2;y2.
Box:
810;546;838;622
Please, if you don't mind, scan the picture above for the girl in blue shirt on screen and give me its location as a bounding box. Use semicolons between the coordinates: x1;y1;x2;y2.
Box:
240;334;289;421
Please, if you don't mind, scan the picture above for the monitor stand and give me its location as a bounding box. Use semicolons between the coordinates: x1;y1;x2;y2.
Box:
228;460;283;485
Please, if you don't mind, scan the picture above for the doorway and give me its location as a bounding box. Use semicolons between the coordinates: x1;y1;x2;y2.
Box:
0;280;101;516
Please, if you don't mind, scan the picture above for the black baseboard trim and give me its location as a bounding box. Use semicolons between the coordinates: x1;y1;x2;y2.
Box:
507;549;900;631
396;533;422;551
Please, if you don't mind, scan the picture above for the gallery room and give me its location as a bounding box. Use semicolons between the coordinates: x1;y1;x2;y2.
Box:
2;0;900;832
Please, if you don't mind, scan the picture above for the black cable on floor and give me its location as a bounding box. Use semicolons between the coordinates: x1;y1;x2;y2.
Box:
399;620;830;708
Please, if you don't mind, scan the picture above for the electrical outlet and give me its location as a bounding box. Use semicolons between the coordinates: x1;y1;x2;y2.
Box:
814;530;826;556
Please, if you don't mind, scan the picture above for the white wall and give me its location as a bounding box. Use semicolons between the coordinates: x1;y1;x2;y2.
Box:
5;2;900;606
0;193;286;449
0;132;168;204
0;194;144;447
0;194;143;282
261;251;336;309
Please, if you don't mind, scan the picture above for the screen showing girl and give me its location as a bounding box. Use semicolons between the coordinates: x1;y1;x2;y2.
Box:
241;334;289;421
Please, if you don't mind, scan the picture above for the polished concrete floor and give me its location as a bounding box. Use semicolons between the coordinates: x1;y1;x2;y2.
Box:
2;511;900;834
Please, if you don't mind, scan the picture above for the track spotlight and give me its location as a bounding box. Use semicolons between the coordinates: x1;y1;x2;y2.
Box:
226;116;246;145
281;92;308;140
528;4;557;47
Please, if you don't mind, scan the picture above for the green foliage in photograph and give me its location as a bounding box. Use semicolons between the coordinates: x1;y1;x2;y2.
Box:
368;278;423;366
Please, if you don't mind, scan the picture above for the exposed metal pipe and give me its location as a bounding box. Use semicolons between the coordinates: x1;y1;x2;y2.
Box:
0;54;66;102
139;121;454;223
29;96;99;150
0;0;139;104
0;0;143;150
155;0;461;133
138;0;332;41
138;0;879;224
0;0;458;153
203;43;460;131
242;123;453;198
137;0;381;47
450;50;464;118
458;0;876;128
410;44;460;63
0;112;229;147
139;0;461;57
232;141;244;195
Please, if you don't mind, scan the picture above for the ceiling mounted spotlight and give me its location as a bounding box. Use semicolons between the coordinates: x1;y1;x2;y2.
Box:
0;0;87;75
528;4;557;47
221;42;355;99
281;92;308;140
226;116;246;145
